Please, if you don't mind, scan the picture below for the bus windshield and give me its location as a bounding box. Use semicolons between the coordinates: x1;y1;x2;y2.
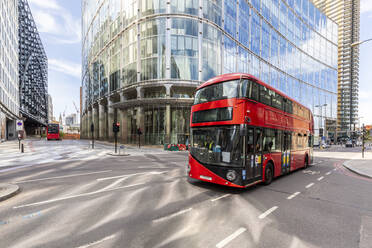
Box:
48;125;59;134
194;80;239;104
190;126;242;167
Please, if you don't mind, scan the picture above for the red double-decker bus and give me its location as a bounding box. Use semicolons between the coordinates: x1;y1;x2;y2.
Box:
188;73;313;188
47;123;60;140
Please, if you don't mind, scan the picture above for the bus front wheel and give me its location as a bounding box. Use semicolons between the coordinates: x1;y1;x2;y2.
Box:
264;163;273;185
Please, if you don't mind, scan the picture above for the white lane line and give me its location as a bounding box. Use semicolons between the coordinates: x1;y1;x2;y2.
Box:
287;192;301;200
13;183;145;209
326;171;332;175
317;176;324;181
152;208;192;223
15;170;112;183
96;177;128;192
211;194;231;202
216;227;247;248
333;168;337;171
97;171;167;181
76;234;115;248
306;183;315;189
258;206;278;219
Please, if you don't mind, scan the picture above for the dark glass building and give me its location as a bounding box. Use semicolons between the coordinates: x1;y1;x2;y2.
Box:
81;0;338;145
18;0;48;135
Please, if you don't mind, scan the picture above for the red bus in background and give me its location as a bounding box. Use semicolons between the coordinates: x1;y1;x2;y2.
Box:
188;73;314;188
47;123;60;140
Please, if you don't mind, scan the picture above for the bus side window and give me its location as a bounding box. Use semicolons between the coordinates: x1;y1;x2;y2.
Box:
260;85;271;105
251;81;259;101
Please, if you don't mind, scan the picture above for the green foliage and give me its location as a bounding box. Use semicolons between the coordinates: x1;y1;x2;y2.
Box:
59;131;65;138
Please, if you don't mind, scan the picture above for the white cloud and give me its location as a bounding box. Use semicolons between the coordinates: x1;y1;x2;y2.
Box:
361;0;372;13
49;59;81;79
28;0;61;10
28;0;81;44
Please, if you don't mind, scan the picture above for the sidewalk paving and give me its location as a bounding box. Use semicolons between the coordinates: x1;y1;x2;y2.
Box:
0;183;20;202
343;151;372;179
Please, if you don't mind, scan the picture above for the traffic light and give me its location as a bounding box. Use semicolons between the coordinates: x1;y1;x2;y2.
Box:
319;128;323;137
113;122;120;133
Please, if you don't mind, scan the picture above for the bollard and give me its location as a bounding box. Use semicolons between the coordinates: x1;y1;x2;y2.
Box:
21;143;24;153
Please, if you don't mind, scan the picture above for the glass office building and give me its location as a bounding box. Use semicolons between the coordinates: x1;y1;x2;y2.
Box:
0;0;19;141
81;0;338;145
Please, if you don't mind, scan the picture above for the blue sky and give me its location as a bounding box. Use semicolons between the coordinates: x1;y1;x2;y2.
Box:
28;0;81;121
29;0;372;125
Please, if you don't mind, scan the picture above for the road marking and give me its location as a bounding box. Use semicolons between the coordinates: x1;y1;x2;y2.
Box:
97;171;167;181
258;206;278;219
76;234;116;248
333;168;337;171
326;171;332;175
211;194;231;202
317;176;324;181
287;192;301;200
13;183;145;209
96;177;128;192
152;208;192;223
15;170;112;183
216;227;247;248
306;183;314;188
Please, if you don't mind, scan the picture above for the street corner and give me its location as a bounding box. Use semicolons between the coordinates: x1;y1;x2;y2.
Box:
343;159;372;179
107;152;130;156
0;183;21;202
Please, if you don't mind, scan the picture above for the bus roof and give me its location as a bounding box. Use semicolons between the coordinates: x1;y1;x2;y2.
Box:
197;73;311;113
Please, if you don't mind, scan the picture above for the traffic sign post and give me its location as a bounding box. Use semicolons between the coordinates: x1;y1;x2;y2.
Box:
16;120;23;131
137;128;142;149
91;123;94;149
113;122;120;153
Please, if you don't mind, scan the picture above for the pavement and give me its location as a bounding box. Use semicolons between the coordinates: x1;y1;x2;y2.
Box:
342;150;372;179
0;183;20;202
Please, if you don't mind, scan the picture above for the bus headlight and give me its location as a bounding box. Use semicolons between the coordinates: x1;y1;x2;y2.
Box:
226;170;237;181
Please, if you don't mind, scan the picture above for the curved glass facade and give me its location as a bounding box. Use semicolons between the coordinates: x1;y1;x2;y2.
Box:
81;0;338;144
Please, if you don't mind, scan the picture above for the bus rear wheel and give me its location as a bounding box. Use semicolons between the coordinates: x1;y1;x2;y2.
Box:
264;163;273;185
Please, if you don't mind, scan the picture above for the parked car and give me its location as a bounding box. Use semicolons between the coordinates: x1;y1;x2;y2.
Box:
345;140;353;148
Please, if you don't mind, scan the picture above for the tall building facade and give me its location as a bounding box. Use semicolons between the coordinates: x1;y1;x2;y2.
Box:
0;0;19;141
81;0;338;145
312;0;360;133
18;0;48;135
48;94;53;122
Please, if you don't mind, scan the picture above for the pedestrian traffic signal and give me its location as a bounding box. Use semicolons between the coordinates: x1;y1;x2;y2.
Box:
113;122;120;133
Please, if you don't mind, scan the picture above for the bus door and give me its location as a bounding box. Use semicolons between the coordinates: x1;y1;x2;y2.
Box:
281;131;291;174
244;127;263;182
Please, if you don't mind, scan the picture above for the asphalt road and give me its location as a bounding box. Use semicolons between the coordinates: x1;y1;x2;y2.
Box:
1;140;372;248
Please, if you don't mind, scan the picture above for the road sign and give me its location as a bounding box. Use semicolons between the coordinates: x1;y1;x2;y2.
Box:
16;120;23;131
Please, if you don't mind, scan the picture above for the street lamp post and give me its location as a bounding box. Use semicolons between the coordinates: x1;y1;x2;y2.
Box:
315;104;327;146
351;38;372;48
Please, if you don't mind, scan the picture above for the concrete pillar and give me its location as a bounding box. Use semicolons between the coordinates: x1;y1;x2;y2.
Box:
165;84;172;98
99;104;105;140
166;104;171;144
108;100;114;141
87;109;92;139
92;106;98;139
120;109;128;144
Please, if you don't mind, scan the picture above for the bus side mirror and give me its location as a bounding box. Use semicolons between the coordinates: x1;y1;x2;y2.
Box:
240;124;247;136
